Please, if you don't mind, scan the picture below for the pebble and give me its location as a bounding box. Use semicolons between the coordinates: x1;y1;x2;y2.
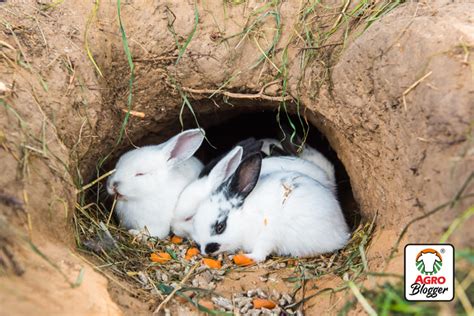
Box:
271;289;281;300
236;297;252;308
161;273;169;282
137;271;148;285
247;289;257;297
201;271;214;283
212;296;233;310
249;309;261;316
256;289;267;298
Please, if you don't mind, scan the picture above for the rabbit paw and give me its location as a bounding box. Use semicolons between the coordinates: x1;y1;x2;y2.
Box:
245;252;267;263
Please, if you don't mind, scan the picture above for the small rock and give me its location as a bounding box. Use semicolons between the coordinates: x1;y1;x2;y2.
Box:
201;270;214;283
237;297;252;308
161;273;169;282
212;296;233;310
256;289;267;298
271;289;280;300
137;271;148;285
249;309;261;316
241;301;253;313
247;289;257;297
208;281;216;290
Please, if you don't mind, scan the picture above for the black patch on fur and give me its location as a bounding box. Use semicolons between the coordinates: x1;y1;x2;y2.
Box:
199;138;263;178
211;210;229;236
205;242;220;254
212;217;227;235
227;154;262;200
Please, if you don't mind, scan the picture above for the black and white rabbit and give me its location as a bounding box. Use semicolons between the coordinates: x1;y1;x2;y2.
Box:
171;141;336;240
191;152;349;262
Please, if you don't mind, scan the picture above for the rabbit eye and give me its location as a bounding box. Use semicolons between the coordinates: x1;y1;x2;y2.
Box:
185;216;193;222
135;172;145;177
215;221;226;234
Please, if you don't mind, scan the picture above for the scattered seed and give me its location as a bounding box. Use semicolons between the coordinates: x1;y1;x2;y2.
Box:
212;296;233;310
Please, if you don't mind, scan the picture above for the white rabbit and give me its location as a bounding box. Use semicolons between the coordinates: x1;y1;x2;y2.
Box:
172;142;335;239
106;129;205;238
298;144;336;185
192;153;350;262
264;137;336;184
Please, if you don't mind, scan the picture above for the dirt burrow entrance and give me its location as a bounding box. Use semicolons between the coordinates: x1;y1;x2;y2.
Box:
0;1;473;315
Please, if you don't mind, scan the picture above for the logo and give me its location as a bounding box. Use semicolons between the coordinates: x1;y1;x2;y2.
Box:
415;248;442;275
404;244;454;301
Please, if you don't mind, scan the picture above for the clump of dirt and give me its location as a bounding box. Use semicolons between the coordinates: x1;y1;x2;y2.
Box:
0;1;473;315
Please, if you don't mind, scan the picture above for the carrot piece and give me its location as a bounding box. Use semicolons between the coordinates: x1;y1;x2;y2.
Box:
198;299;214;310
171;235;183;244
185;247;200;260
252;298;277;309
233;254;255;266
150;252;171;263
202;258;222;269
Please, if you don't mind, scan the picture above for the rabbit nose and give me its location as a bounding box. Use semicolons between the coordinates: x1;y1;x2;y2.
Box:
204;243;220;254
112;181;120;188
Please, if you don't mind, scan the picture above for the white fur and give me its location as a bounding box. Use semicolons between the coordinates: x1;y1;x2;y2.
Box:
171;148;333;238
171;147;243;237
262;138;336;185
106;129;204;238
192;160;349;262
299;144;336;185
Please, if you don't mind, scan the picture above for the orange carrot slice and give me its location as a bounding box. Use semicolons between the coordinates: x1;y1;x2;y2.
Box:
233;254;255;266
202;258;222;269
150;252;171;263
171;235;183;244
252;298;276;309
185;247;200;260
198;299;214;310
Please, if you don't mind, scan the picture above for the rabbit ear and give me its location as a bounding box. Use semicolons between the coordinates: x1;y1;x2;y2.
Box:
208;146;243;189
164;129;205;166
227;153;262;199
